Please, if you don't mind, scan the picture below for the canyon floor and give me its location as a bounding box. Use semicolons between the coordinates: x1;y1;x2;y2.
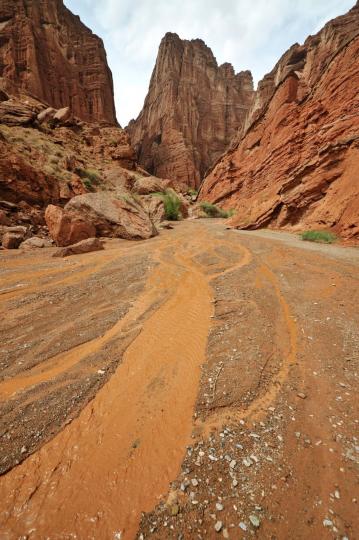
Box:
0;220;358;540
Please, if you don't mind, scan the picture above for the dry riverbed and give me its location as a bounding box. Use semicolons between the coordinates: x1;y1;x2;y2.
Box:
0;220;358;540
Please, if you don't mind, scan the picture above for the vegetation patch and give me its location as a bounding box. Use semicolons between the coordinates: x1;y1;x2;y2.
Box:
200;201;234;219
154;190;182;221
76;167;102;185
301;230;337;244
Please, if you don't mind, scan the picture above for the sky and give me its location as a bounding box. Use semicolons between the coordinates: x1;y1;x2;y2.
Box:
65;0;354;127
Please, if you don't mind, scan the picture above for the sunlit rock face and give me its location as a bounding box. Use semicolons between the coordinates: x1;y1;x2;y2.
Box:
0;0;117;124
199;2;359;240
128;32;254;190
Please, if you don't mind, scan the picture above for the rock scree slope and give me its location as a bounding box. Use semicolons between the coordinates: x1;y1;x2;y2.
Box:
199;2;359;240
0;0;117;124
128;32;254;190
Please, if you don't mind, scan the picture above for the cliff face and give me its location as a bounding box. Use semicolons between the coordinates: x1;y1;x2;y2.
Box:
0;0;117;124
128;33;254;190
199;3;359;239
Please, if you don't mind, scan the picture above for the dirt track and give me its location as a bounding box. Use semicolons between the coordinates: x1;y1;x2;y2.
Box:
0;220;358;539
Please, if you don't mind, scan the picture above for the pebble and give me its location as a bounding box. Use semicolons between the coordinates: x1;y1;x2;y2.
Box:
216;503;224;511
249;515;260;528
223;528;229;539
323;519;333;527
229;460;237;469
214;521;223;532
243;458;253;467
191;479;199;487
232;479;238;488
239;522;247;531
20;446;27;454
297;392;307;399
334;490;340;499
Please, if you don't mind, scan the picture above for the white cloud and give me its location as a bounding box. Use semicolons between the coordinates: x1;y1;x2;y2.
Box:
64;0;354;126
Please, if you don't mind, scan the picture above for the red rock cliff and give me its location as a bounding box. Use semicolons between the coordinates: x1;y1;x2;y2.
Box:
128;33;254;190
0;0;117;124
199;2;359;239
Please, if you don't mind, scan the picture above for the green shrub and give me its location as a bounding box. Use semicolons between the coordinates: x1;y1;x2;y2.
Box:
200;201;232;218
155;190;182;221
76;168;101;185
187;188;198;197
83;179;93;191
301;230;337;244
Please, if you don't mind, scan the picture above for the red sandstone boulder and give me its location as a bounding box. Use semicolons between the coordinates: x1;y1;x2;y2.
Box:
53;107;71;123
133;176;173;195
0;99;37;125
140;195;166;225
64;193;158;241
1;226;27;249
37;107;56;124
45;192;158;246
2;232;23;249
53;238;104;258
45;204;96;247
20;237;53;249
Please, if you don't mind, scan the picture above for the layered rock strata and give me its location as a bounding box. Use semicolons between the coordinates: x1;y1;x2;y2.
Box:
128;33;254;189
0;0;117;124
199;2;359;239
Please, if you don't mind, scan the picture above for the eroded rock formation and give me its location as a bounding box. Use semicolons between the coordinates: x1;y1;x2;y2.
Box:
128;33;254;190
0;0;117;124
199;3;359;239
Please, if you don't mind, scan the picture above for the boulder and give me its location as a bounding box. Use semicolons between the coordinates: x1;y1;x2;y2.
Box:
69;176;87;196
53;107;71;123
20;237;53;249
0;210;9;226
53;238;104;257
37;107;56;124
64;193;158;241
133;176;173;195
0;99;36;125
140;195;166;225
2;232;23;249
45;204;96;247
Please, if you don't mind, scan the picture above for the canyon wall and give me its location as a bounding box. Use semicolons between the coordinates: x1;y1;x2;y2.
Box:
199;2;359;239
128;33;254;190
0;0;117;124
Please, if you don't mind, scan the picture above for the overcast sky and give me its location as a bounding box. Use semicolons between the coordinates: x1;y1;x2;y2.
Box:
64;0;354;127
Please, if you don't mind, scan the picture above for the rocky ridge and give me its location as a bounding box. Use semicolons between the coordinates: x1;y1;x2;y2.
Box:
0;84;185;249
128;33;254;190
0;0;117;124
199;2;359;240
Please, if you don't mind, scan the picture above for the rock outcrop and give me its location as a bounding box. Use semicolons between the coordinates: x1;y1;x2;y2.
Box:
199;3;359;239
53;237;104;257
128;33;254;190
0;0;117;124
45;193;158;246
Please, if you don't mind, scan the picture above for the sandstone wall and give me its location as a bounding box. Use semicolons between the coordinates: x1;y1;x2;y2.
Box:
199;3;359;239
0;0;117;124
128;33;254;190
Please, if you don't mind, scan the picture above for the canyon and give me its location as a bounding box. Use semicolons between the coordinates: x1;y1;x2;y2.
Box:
0;1;358;540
